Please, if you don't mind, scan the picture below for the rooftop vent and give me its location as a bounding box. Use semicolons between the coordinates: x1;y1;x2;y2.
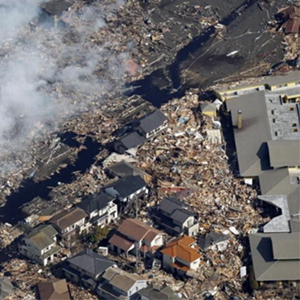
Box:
275;130;282;137
272;109;279;116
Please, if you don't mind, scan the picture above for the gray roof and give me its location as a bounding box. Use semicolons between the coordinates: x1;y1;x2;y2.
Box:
227;91;272;177
271;233;300;260
77;192;114;214
0;277;13;300
109;175;146;198
198;232;230;251
41;0;73;15
159;197;189;216
67;249;115;277
102;268;144;292
27;225;57;250
138;286;180;300
170;208;195;224
51;207;87;230
107;161;147;178
119;131;146;150
200;103;217;112
267;140;300;168
137;110;167;133
263;71;300;87
249;233;300;281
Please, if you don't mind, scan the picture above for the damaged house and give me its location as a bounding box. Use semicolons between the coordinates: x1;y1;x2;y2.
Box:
276;5;300;34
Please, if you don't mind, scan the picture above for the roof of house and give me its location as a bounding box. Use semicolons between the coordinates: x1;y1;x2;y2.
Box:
0;277;13;300
109;218;162;247
37;279;70;300
161;235;201;263
102;268;144;293
138;285;180;300
200;103;217;112
51;208;87;230
136;110;167;133
198;232;230;251
118;131;146;150
67;249;115;277
108;175;146;198
170;208;195;224
249;233;300;281
159;197;189;216
279;6;300;34
27;225;57;250
77;192;114;214
107;161;147;178
40;0;73;15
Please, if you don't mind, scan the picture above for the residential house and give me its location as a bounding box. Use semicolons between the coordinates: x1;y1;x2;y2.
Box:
134;110;168;139
0;277;14;300
137;285;180;300
109;218;164;256
160;235;201;275
113;131;146;155
97;267;147;300
200;103;217;117
63;248;116;290
37;279;71;300
18;224;60;266
51;207;87;244
104;175;148;203
198;232;230;252
77;192;118;229
106;160;151;183
277;5;300;34
153;197;199;237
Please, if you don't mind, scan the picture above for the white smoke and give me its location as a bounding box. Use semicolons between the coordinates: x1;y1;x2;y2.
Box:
0;0;131;172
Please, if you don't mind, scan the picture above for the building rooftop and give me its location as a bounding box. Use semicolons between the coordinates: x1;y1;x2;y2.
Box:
161;235;201;263
107;160;147;178
118;131;146;150
227;89;300;177
108;175;146;198
40;0;73;15
51;208;87;230
37;279;70;300
67;248;115;277
138;285;180;300
77;192;114;214
135;110;167;134
27;224;57;251
249;233;300;281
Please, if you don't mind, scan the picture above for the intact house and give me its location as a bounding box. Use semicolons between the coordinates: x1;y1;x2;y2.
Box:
63;248;116;290
137;285;180;300
77;192;118;230
160;235;201;276
104;175;148;203
97;267;147;300
51;207;87;246
133;109;168;139
109;218;164;257
113;131;146;155
37;279;71;300
18;224;60;266
152;197;199;237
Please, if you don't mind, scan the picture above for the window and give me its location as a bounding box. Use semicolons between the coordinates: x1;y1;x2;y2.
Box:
292;123;297;127
290;107;295;111
293;128;298;132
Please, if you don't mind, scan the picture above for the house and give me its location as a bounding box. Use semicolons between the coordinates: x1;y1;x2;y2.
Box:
37;279;71;300
63;248;116;289
40;0;73;16
134;110;168;139
106;160;151;183
109;218;164;256
200;103;217;117
113;131;146;155
137;285;180;300
198;231;230;252
160;235;201;275
97;267;147;300
276;5;300;34
18;224;60;266
51;207;87;244
77;192;118;229
104;175;148;203
153;197;199;237
0;277;14;300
